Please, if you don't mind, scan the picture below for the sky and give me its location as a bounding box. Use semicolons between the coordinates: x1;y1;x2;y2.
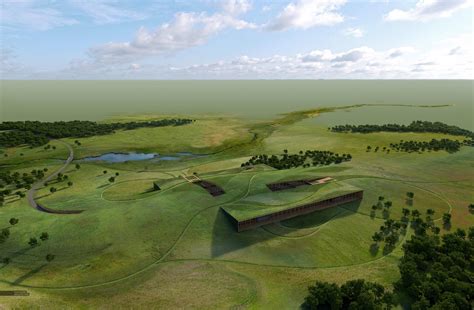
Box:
0;0;473;79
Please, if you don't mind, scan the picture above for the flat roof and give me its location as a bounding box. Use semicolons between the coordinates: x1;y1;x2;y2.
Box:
222;180;362;222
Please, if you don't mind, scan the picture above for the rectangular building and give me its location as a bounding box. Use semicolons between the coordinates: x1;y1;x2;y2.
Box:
222;181;363;232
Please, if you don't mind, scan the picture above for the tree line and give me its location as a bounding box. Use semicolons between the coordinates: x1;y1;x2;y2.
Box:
241;149;352;170
329;120;474;139
0;119;193;147
389;138;464;153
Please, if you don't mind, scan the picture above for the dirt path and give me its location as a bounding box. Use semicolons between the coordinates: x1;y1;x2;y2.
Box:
26;141;83;214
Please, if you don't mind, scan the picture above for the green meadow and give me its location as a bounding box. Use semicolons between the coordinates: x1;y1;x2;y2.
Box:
0;85;473;308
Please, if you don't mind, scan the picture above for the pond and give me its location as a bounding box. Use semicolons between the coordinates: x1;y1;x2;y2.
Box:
81;152;205;163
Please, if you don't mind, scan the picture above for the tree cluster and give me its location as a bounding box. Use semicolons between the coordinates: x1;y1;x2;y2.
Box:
388;138;464;153
307;222;472;309
0;130;49;147
241;149;352;170
330;120;474;139
397;228;473;309
0;118;193;147
372;218;405;250
303;279;393;309
0;168;50;205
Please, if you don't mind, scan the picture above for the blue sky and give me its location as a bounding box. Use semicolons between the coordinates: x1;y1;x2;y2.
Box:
1;0;472;79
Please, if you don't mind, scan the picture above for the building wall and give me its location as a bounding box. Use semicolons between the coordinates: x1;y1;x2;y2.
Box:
235;191;363;232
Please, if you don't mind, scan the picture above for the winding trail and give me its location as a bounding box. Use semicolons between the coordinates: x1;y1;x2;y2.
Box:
5;170;458;290
1;173;410;290
26;140;83;214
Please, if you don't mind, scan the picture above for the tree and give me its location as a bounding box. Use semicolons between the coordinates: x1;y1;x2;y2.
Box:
28;237;38;247
2;257;10;264
49;187;57;193
411;209;421;219
103;170;107;174
115;172;119;176
45;254;55;262
442;213;451;226
385;233;399;247
75;163;81;170
372;232;384;243
340;279;393;309
67;181;73;187
304;279;393;310
407;192;415;199
384;201;392;209
9;218;19;226
402;208;410;217
378;196;385;201
1;228;10;239
468;204;474;213
39;232;49;241
426;209;435;216
304;281;342;309
108;177;115;183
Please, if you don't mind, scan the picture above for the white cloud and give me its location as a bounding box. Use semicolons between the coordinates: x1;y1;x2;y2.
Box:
343;27;364;38
220;0;252;15
385;0;473;21
69;0;147;24
88;12;255;64
386;46;416;58
56;32;471;79
300;47;375;63
1;0;78;31
266;0;346;31
164;36;472;79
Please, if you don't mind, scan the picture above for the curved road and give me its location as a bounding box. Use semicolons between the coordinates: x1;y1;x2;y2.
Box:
26;140;83;214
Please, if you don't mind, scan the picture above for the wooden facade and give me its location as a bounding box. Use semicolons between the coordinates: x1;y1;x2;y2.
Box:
227;190;363;232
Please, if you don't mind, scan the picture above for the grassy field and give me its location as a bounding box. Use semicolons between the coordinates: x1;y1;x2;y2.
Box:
0;102;472;309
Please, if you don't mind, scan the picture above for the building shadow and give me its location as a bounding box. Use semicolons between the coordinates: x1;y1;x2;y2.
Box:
210;209;277;258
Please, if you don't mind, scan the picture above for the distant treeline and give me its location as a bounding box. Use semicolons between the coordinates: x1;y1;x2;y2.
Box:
389;138;468;153
330;121;474;139
241;149;352;170
0;119;193;147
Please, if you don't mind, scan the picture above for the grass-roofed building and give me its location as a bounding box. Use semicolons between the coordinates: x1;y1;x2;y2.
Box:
222;180;363;232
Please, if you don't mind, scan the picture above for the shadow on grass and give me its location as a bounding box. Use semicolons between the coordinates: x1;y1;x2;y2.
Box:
443;223;452;231
370;243;380;256
2;246;38;263
383;244;396;255
12;263;47;285
96;183;109;189
211;200;362;258
211;209;282;258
